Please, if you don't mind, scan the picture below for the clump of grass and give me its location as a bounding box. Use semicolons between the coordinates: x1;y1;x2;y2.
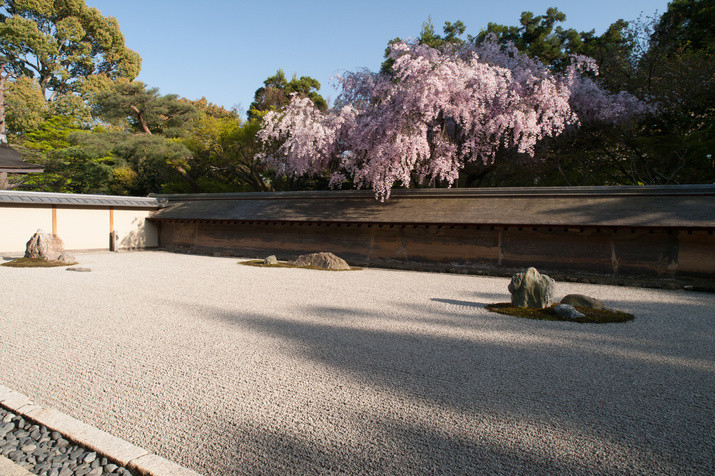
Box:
1;257;76;268
239;260;361;271
485;302;634;324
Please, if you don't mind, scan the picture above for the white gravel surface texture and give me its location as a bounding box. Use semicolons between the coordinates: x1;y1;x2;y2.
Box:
1;251;713;475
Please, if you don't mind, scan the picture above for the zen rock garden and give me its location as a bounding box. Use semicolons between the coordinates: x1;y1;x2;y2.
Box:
1;230;88;270
24;229;76;265
252;251;352;271
496;266;631;323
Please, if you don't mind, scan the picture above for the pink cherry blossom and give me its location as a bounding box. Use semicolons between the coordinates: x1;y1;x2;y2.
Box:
258;36;650;200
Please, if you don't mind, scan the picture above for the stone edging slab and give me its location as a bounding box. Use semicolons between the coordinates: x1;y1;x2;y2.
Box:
0;455;34;476
0;385;202;476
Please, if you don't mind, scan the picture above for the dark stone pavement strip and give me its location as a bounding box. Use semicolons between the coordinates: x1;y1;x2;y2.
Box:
0;405;132;475
0;385;202;476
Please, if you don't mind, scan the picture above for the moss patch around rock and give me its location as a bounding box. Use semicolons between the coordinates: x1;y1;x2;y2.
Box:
1;257;77;268
485;302;634;324
239;260;361;271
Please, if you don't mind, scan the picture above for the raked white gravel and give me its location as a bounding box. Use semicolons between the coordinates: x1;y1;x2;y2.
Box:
1;251;713;475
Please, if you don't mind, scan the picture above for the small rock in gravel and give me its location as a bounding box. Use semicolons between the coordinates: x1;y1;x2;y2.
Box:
56;438;69;447
75;462;89;472
51;431;61;439
0;422;14;436
8;449;24;459
87;467;103;476
104;463;118;472
30;428;40;439
83;452;97;463
554;303;585;320
21;444;37;452
59;468;73;476
100;457;107;466
49;469;59;476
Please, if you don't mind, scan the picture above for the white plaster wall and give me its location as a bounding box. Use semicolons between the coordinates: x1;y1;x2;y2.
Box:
55;208;109;250
0;207;53;254
114;210;158;249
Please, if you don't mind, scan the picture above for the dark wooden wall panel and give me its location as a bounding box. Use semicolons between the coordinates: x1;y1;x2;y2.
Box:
612;231;677;275
501;228;613;274
157;220;714;279
675;231;714;277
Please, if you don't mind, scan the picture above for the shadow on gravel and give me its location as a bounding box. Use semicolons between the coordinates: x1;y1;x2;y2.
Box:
211;410;591;475
188;294;715;475
430;297;485;309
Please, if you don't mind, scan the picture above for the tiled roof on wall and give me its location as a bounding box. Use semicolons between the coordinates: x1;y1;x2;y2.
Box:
0;190;162;208
150;185;715;229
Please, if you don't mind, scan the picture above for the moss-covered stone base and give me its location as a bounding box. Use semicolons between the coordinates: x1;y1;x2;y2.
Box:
239;260;361;271
1;258;77;268
485;302;634;323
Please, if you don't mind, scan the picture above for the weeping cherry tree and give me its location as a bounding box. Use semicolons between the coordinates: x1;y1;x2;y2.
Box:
258;36;650;200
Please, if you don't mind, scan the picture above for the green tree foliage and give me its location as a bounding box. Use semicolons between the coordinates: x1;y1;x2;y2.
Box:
17;115;115;193
93;81;197;136
0;0;141;103
543;1;714;186
19;119;198;195
109;133;194;194
474;8;583;70
248;69;327;120
418;17;466;49
652;0;714;52
459;4;714;186
5;76;47;134
184;96;238;119
182;113;271;192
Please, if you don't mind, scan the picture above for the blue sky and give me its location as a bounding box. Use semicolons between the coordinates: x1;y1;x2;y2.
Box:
86;0;670;115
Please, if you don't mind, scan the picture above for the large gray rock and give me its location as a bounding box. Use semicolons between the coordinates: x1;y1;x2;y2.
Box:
291;252;350;270
264;255;278;265
24;229;65;261
561;294;608;310
508;267;555;308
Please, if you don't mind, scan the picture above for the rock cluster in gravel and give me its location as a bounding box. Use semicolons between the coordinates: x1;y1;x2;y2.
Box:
508;267;555;308
291;251;350;270
0;406;132;476
24;230;65;261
